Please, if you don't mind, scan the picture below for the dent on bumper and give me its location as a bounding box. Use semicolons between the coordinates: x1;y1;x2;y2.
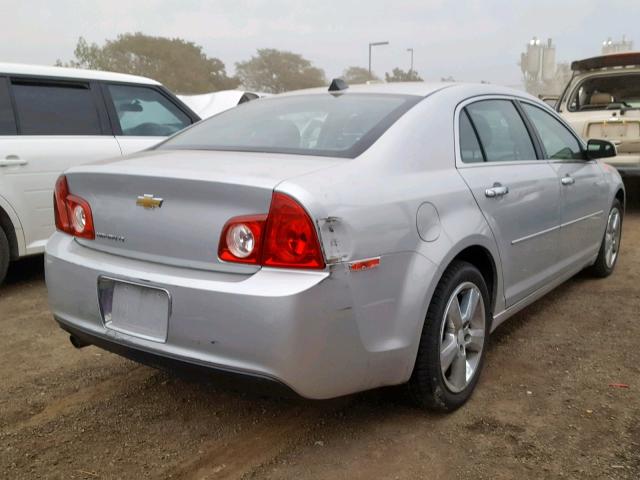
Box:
45;233;431;399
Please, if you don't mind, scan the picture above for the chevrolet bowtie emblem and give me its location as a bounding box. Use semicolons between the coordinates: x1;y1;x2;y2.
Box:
136;194;163;209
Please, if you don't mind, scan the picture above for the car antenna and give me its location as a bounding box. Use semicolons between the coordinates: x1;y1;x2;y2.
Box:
328;78;349;92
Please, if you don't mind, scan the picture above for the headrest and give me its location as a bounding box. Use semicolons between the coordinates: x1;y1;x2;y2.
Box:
589;92;613;105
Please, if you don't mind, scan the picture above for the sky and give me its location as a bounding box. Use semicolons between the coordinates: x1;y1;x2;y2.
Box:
1;0;638;88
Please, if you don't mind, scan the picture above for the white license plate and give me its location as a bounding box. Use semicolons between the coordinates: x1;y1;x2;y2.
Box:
103;281;170;342
588;121;640;140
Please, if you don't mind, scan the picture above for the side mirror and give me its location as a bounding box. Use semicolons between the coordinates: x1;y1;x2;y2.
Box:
586;139;617;159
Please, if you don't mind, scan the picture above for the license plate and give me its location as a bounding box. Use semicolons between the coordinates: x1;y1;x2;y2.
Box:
588;121;640;140
98;278;170;343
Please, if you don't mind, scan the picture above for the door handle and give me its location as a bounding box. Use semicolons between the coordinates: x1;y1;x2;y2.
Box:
0;155;27;167
561;175;575;186
485;183;509;198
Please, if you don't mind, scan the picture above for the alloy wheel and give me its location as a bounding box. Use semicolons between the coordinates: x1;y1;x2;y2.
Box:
604;207;622;269
439;282;486;393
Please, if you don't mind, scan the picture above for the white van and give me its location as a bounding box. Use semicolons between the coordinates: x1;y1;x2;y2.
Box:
0;63;200;284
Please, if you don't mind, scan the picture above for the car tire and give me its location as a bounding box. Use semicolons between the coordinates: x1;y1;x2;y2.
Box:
589;199;623;278
0;227;9;286
407;260;491;412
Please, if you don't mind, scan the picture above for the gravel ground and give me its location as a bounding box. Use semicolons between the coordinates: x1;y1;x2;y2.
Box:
1;200;639;480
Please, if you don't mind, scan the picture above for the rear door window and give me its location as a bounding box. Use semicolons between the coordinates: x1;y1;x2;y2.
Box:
465;100;537;162
521;103;584;160
0;77;17;135
459;110;484;163
11;80;102;135
106;84;191;137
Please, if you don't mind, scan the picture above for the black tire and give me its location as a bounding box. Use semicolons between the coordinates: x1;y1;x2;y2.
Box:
589;199;623;278
407;260;491;412
0;227;9;286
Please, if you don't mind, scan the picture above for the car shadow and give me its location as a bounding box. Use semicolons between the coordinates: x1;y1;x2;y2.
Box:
1;254;44;290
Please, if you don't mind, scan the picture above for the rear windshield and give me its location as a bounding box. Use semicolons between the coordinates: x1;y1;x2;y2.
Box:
568;73;640;112
157;93;421;158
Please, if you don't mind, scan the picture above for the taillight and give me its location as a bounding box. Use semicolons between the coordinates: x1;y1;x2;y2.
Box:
53;175;95;239
262;192;325;269
218;192;325;270
218;214;267;264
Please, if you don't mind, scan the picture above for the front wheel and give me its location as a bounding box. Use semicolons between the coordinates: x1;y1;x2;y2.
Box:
407;260;490;411
589;200;623;278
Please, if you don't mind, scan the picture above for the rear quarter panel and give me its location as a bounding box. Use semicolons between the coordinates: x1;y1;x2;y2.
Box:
277;89;503;382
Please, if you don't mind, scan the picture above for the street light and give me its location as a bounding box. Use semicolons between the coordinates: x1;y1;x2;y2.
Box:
407;48;414;74
368;41;389;77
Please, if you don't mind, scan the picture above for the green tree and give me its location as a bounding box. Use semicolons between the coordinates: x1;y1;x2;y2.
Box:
341;66;379;84
384;68;423;82
57;34;238;94
235;49;326;93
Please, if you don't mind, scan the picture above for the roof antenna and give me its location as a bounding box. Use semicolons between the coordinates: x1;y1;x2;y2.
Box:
328;78;349;92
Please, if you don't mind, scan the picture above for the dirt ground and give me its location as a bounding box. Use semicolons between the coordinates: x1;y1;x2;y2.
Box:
1;203;639;479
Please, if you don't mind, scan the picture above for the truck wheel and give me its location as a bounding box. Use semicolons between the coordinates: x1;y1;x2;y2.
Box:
0;227;9;286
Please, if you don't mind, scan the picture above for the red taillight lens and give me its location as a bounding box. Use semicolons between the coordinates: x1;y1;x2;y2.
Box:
218;192;325;270
218;214;267;264
54;176;70;232
53;175;95;240
262;192;325;269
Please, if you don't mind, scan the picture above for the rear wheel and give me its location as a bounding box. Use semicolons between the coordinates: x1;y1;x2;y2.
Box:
408;260;490;411
589;200;623;278
0;227;9;285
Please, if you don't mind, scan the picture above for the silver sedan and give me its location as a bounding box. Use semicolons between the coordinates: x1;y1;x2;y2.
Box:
46;82;624;411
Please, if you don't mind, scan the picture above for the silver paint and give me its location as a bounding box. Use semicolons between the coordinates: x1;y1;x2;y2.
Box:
45;83;625;399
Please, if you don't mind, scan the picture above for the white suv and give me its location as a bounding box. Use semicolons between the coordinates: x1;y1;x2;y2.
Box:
557;52;640;176
0;63;199;284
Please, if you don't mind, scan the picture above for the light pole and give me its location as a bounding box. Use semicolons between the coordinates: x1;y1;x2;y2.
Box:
368;41;389;78
407;48;414;75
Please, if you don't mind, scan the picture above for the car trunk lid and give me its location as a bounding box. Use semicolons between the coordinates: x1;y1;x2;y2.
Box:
65;149;338;273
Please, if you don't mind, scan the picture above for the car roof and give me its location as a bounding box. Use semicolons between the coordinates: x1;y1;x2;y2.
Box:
571;52;640;72
0;62;161;85
278;81;535;101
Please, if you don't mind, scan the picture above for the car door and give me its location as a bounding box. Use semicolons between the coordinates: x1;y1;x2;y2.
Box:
0;77;121;254
520;101;608;270
0;76;21;245
456;98;562;307
102;83;194;155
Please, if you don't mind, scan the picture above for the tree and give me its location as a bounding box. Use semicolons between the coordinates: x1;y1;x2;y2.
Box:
384;68;423;82
57;34;238;94
235;49;326;93
341;66;379;84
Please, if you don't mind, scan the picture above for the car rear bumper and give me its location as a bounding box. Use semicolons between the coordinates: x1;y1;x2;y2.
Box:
46;233;428;399
57;319;298;397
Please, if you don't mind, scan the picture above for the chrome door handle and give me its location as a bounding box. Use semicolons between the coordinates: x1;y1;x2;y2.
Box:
561;175;575;186
485;184;509;198
0;155;27;167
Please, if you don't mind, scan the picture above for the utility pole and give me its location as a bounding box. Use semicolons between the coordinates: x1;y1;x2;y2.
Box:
407;48;414;74
368;41;389;78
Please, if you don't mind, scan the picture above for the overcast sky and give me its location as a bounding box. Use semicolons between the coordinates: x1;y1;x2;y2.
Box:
1;0;637;88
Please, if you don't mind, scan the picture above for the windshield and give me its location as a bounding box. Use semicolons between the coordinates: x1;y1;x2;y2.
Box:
158;93;421;158
568;73;640;112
